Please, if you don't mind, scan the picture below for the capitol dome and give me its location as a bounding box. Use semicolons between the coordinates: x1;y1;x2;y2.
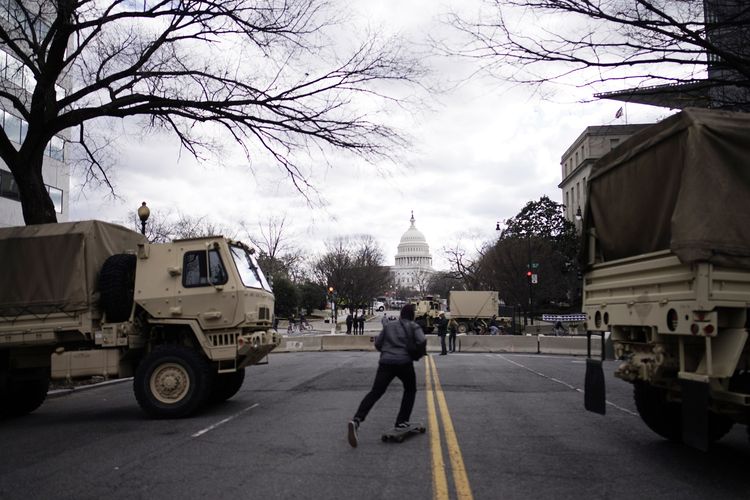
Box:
393;212;433;290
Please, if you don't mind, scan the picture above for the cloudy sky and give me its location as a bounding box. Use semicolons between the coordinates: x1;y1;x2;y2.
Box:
69;0;671;271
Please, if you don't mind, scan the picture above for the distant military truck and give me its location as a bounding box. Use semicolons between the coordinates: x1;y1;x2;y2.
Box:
0;220;280;419
582;109;750;449
414;297;442;334
448;291;499;334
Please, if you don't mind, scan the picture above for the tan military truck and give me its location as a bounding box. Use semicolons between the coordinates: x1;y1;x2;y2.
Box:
448;291;500;334
0;220;280;419
414;297;442;333
582;108;750;449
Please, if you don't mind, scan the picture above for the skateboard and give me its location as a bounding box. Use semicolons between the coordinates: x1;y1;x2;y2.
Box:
381;423;426;443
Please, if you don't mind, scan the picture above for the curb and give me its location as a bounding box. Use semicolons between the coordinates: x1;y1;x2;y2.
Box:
47;377;133;399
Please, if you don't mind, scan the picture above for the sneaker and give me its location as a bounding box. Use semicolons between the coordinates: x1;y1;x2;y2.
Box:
348;420;359;448
395;421;411;430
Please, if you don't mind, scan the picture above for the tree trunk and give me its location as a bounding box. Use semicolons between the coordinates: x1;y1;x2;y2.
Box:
10;152;57;225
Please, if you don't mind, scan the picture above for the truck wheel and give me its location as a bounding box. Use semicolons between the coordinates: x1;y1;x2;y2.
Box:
457;322;469;334
2;376;49;417
208;369;246;404
99;254;137;322
634;382;735;443
633;382;682;442
134;345;213;419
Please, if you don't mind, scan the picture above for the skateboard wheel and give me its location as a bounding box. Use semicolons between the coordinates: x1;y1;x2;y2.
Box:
381;435;388;442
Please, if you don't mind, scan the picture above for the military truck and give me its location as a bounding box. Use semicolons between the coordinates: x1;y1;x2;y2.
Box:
414;297;442;333
582;108;750;450
0;220;280;419
448;291;500;334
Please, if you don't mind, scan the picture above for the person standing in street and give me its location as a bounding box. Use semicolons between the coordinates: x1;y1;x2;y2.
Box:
436;312;448;355
347;304;425;447
448;317;458;353
346;312;353;335
358;311;366;335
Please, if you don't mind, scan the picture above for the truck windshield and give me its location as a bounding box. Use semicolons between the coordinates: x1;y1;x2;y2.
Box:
230;244;272;292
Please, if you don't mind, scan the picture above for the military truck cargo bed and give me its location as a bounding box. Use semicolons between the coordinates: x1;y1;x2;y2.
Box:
584;249;750;336
0;220;145;318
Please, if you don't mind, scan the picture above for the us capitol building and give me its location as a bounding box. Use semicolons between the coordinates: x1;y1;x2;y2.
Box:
391;212;434;291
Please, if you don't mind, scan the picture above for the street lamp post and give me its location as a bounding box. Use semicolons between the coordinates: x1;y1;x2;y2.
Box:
497;220;535;328
527;234;534;326
328;286;336;334
137;201;150;236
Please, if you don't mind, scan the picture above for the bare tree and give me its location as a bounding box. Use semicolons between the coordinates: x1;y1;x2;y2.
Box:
446;0;750;105
130;210;233;242
0;0;423;225
243;214;303;281
442;240;483;290
312;235;391;311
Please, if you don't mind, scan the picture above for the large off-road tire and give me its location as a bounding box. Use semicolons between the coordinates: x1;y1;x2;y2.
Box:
633;382;735;443
134;345;213;419
634;382;683;442
1;375;49;417
98;254;137;322
208;369;246;404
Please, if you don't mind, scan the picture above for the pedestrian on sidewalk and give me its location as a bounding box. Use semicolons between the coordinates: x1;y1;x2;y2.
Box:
347;303;425;447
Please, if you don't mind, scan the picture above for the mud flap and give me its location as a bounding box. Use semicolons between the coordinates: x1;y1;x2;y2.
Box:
681;379;709;451
584;331;606;415
585;358;606;414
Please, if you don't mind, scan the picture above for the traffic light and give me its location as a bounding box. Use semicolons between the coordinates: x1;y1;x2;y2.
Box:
526;270;532;278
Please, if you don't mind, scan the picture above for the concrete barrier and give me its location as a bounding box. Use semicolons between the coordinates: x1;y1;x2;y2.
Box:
538;335;605;357
320;334;377;351
459;335;539;353
276;335;323;353
270;333;602;357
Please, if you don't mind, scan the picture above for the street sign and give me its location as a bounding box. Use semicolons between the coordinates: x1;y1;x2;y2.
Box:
531;273;538;284
531;262;539;269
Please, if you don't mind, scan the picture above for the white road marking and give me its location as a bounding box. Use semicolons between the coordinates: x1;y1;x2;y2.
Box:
496;355;637;416
191;403;259;438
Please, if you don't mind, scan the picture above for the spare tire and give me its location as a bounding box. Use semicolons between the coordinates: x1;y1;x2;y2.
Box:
99;254;137;322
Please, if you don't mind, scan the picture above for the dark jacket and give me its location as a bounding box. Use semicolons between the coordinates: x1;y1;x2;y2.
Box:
374;319;425;365
436;316;448;336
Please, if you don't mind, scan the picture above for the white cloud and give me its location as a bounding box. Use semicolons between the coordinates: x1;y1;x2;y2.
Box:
69;0;669;275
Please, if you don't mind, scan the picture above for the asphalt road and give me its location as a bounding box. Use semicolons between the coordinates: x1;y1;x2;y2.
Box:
2;352;749;500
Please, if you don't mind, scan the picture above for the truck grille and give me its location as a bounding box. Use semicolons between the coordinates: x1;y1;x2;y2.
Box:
259;306;270;320
208;332;238;347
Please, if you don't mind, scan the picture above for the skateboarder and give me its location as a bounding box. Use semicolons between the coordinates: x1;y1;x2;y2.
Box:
347;303;426;447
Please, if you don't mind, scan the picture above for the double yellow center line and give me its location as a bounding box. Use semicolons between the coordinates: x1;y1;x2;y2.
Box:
424;355;473;500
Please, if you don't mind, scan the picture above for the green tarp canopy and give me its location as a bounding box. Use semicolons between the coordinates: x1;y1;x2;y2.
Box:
0;220;145;316
583;108;750;270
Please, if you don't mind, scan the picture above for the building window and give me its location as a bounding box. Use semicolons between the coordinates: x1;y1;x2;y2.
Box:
4;110;21;143
48;135;64;160
48;185;63;213
0;168;20;200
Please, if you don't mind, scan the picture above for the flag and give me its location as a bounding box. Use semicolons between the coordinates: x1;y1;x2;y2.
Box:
615;107;624;119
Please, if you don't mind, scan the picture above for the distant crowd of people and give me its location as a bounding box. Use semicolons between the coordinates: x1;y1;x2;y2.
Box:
346;311;367;335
